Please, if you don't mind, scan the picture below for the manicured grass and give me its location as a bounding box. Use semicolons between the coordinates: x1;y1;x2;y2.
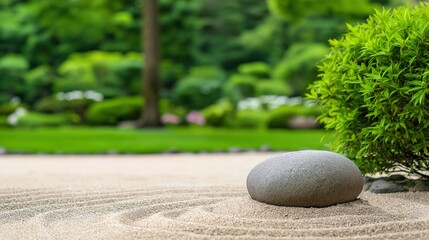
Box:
0;127;330;154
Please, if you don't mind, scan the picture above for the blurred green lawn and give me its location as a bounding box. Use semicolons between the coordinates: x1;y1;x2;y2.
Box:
0;127;329;154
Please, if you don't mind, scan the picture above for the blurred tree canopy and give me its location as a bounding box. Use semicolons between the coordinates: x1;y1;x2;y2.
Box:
0;0;409;111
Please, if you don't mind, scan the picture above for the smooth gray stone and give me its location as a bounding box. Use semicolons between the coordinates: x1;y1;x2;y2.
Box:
363;176;375;183
247;150;364;207
369;179;407;193
107;150;118;155
387;174;406;181
260;144;272;152
410;181;429;192
164;147;180;154
228;147;242;153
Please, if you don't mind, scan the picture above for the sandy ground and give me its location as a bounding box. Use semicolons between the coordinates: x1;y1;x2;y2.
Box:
0;153;428;239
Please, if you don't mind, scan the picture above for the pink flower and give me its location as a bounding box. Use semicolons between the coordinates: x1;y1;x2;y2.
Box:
186;111;205;126
160;113;181;125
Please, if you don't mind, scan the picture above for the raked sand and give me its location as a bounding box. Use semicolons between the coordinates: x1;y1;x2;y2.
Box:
0;153;428;239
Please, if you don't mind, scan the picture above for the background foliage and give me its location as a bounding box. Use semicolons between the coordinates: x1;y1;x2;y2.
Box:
0;0;410;129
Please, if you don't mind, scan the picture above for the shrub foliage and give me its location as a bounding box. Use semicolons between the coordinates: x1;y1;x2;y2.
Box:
17;112;79;127
308;4;429;177
173;66;225;110
202;101;234;127
267;105;320;129
86;97;143;125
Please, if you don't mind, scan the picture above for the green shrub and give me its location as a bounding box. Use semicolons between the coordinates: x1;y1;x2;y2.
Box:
238;62;271;79
17;112;79;127
0;55;28;104
256;80;292;96
56;51;142;98
24;65;55;104
86;96;143;125
308;4;429;176
0;115;8;127
201;101;234;127
159;98;186;117
0;103;18;116
62;99;96;122
35;97;64;113
173;66;225;110
267;105;320;129
160;60;186;97
273;43;329;96
223;74;257;105
232;110;268;129
34;97;95;115
35;97;96;123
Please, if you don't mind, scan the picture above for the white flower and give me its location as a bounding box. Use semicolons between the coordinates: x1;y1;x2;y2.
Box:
66;91;84;101
7;107;27;126
56;90;104;102
15;108;27;117
7;115;18;126
84;90;104;102
237;95;315;111
238;97;262;110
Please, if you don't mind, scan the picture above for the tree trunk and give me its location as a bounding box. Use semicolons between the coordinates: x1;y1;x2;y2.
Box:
140;0;161;127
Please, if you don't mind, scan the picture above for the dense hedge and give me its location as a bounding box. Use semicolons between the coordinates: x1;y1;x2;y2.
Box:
308;4;429;176
223;74;257;104
172;66;225;110
202;101;234;127
0;104;19;115
17;112;79;127
267;105;320;129
0;115;8;127
232;110;268;129
85;97;143;125
256;80;292;96
35;97;95;123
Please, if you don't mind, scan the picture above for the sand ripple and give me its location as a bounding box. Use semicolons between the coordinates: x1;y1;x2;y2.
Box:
0;187;428;239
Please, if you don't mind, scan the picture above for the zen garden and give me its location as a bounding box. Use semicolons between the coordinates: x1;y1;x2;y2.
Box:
1;0;429;239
